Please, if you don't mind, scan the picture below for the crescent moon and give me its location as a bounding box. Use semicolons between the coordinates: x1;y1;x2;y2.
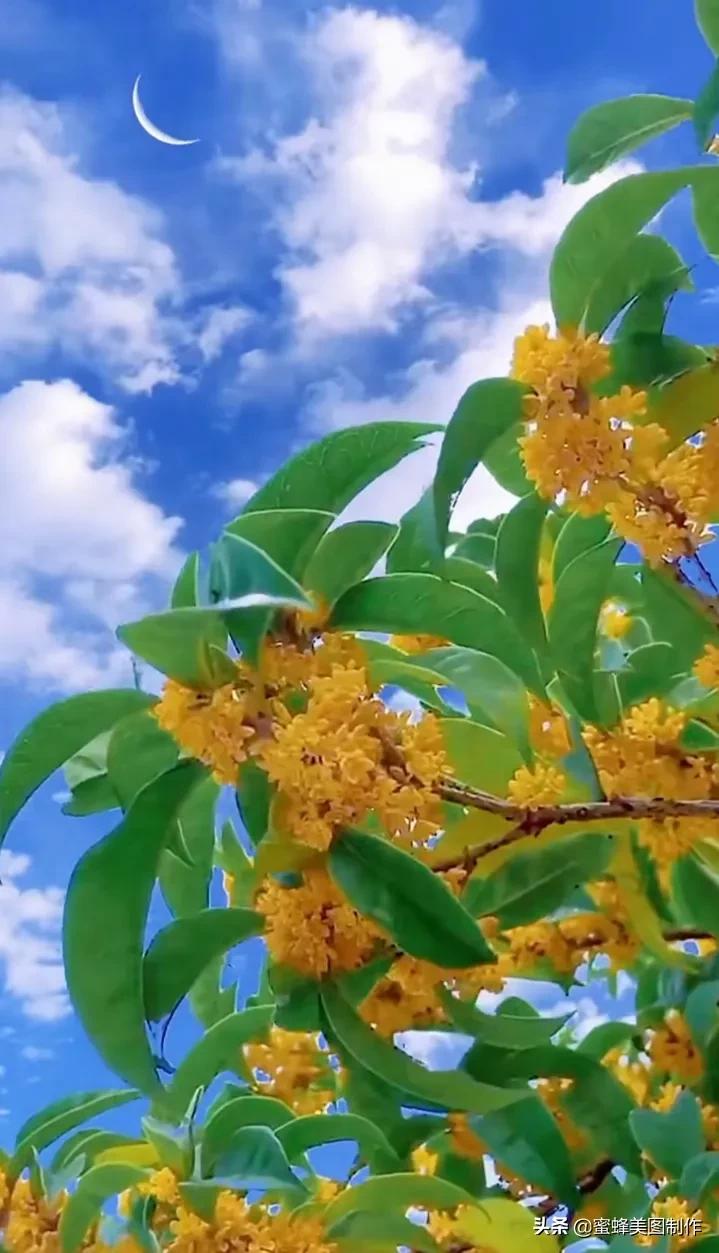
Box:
131;75;199;147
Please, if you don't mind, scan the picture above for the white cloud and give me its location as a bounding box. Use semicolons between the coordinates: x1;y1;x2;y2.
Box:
0;89;182;391
0;850;68;1022
197;305;253;362
21;1045;53;1061
0;379;183;690
212;476;259;510
225;8;485;337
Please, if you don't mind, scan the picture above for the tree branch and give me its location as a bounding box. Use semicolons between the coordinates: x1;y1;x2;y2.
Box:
434;778;719;872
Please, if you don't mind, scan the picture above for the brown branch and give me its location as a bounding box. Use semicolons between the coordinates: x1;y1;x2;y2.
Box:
434;777;719;872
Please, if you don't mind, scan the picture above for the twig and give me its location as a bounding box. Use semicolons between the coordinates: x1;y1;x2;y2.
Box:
434;778;719;872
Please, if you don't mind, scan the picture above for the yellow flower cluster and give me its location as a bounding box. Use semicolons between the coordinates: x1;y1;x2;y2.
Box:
259;663;447;851
636;1197;706;1249
257;866;382;979
503;908;637;975
528;696;571;759
243;1027;337;1114
600;600;632;640
166;1191;337;1253
155;628;447;851
360;947;504;1036
390;634;448;654
512;325;719;565
695;642;719;690
536;1078;587;1152
584;698;719;868
507;762;566;807
0;1176;136;1253
647;1010;704;1084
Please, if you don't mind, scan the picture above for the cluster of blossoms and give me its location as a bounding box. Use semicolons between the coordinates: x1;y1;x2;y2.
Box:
155;625;447;853
512;324;719;565
0;1174;138;1253
584;697;719;870
242;1027;339;1114
134;1178;337;1253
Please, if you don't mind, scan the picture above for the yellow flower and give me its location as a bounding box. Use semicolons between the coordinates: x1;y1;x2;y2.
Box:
257;664;447;850
603;1046;653;1106
695;642;719;690
390;634;448;654
411;1145;439;1175
648;1011;704;1084
153;675;257;785
507;762;566;807
136;1168;181;1233
257;866;382;979
600;600;632;639
5;1179;67;1253
244;1027;336;1114
536;1078;586;1151
528;696;571;759
636;1196;706;1249
166;1193;338;1253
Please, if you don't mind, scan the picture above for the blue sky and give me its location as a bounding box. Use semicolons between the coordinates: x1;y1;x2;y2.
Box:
0;0;714;1138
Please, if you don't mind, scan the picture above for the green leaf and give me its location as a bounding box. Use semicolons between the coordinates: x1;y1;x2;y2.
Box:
143;908;263;1021
463;832;614;926
331;1212;440;1253
243;422;438;515
495;494;548;658
225;509;334;580
321;985;527;1117
565;95;693;184
548;538;622;722
141;1116;192;1176
639;566;716;670
443;559;504;605
680;1151;719;1203
684;980;719;1047
681;719;719;750
323;1173;474;1230
584;233;691;336
159;778;219;917
209;533;311;610
550;169;694;328
63;762;206;1097
117;609;228;689
433;378;527;552
304;522;397;606
12;1091;140;1175
106;712;179;810
331;574;543;694
329;830;494;967
0;689;154;846
51;1131;139;1175
440;719;523;795
496;1046;641;1174
212;1126;304;1194
160;1007;273;1120
59;1165;148;1253
277;1114;400;1172
171;553;200;609
630;1091;705;1177
578;1021;638;1059
552;513;611;585
483;422;532;496
236;761;274;848
201;1097;294;1174
426;646;532;755
387;489;446;576
673;854;719;938
477;1096;579;1205
697;0;719;55
62;774;119;818
440;992;569;1049
697;61;719;151
617;642;683;708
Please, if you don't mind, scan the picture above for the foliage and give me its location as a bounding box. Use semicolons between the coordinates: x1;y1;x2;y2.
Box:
7;8;719;1252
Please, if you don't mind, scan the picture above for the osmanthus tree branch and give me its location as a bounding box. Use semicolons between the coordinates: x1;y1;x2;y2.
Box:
433;777;719;873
